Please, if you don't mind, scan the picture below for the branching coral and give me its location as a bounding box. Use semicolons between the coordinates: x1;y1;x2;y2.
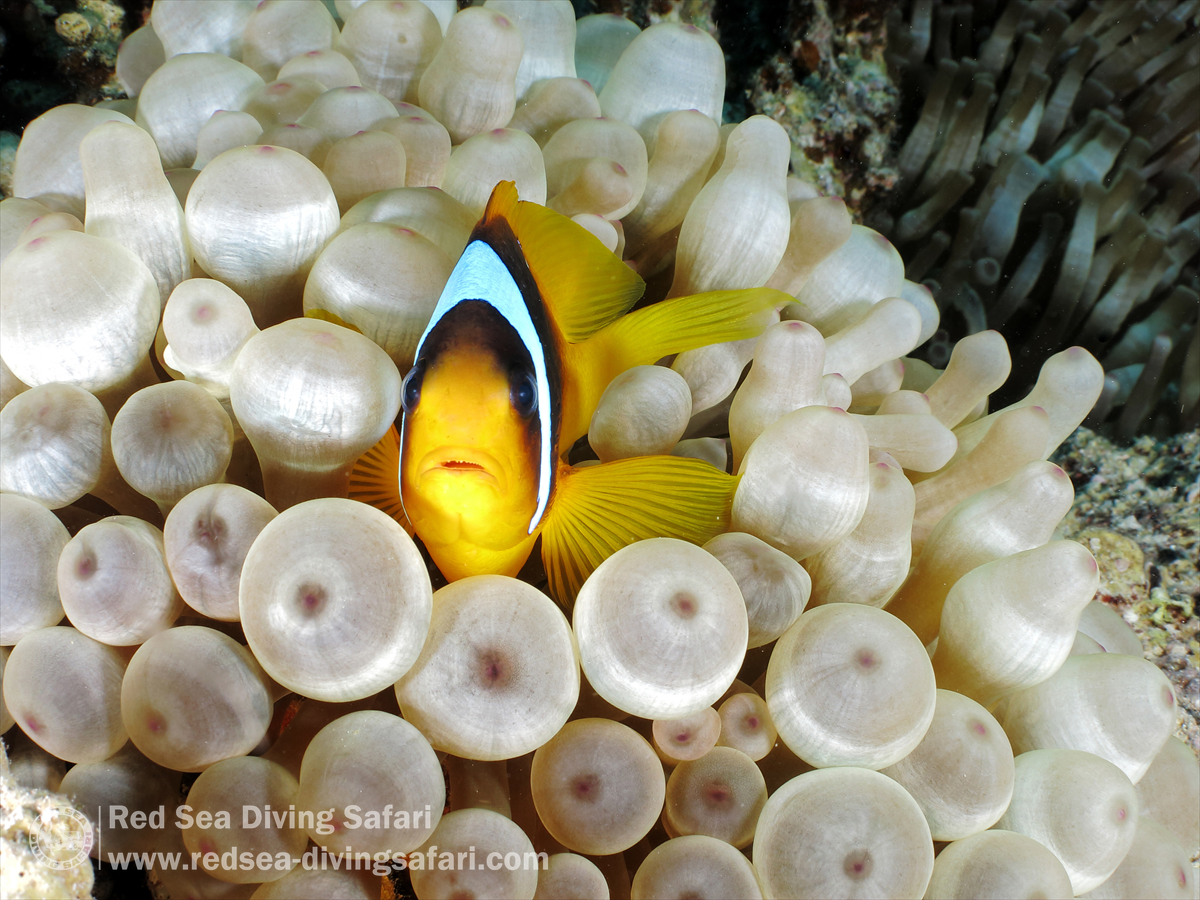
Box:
0;3;1197;899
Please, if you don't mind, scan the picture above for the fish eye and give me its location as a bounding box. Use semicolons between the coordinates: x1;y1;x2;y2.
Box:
511;371;537;418
401;363;424;413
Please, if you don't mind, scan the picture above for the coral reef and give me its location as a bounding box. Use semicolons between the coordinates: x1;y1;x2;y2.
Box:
0;3;1198;899
0;741;94;900
0;0;136;129
1054;426;1200;753
604;0;902;214
748;0;900;214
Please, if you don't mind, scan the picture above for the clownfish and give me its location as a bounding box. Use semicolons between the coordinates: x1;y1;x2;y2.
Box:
350;182;787;601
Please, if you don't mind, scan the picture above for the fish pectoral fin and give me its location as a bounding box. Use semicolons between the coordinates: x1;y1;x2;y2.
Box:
541;456;737;605
482;181;646;342
348;425;414;535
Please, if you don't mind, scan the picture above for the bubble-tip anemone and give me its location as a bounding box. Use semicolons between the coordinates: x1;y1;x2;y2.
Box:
1;4;1194;897
240;497;431;702
395;574;577;760
573;538;747;720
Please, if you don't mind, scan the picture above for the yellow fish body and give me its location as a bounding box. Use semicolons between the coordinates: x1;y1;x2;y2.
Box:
351;182;787;601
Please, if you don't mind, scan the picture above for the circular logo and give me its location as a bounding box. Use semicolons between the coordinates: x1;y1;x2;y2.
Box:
29;802;94;871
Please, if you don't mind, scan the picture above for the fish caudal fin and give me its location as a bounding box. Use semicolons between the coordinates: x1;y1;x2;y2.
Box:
482;181;646;342
590;286;791;373
541;456;737;604
559;287;791;445
348;425;413;535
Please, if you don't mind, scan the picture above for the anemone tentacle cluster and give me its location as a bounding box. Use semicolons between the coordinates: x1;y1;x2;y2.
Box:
1;2;1197;899
883;0;1200;439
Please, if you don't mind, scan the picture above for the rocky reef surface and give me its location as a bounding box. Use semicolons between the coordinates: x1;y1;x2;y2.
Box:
1053;427;1200;754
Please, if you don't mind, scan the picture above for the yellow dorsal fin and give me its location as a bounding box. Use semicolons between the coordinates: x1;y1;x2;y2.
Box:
348;425;413;535
481;181;646;342
540;457;737;605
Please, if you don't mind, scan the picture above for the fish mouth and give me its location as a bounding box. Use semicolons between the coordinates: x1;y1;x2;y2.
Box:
418;448;505;489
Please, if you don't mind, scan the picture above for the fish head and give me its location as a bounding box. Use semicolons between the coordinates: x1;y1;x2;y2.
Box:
399;300;543;579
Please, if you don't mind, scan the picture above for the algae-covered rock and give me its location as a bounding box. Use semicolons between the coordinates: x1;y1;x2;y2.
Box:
0;740;94;900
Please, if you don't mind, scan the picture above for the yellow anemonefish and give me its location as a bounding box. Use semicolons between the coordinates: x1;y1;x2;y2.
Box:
350;182;788;601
